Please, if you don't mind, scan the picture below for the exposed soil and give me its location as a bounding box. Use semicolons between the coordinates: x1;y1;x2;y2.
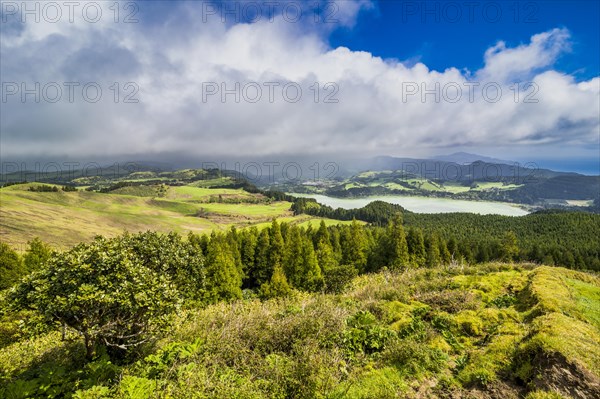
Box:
530;352;600;399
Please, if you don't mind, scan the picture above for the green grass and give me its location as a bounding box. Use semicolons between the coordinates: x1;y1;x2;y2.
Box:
0;184;293;249
166;185;256;202
565;278;600;330
199;202;291;217
516;267;600;377
109;185;159;197
471;182;523;191
186;177;236;188
442;183;472;194
382;182;414;191
405;178;444;191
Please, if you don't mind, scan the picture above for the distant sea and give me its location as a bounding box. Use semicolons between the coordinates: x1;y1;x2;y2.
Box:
518;158;600;176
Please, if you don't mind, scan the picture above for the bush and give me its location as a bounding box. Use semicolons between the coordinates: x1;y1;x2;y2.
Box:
8;237;180;359
342;311;395;357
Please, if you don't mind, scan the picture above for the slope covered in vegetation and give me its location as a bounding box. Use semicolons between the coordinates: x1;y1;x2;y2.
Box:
1;263;599;398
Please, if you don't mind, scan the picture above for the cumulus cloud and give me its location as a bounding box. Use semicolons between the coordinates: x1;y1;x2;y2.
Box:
0;0;598;161
477;28;572;83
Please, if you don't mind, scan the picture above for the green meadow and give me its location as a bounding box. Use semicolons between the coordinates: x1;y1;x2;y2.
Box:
0;184;360;249
0;184;264;247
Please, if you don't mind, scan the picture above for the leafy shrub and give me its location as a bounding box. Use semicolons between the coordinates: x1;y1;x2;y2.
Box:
342;311;395;357
8;237;180;359
490;293;517;308
118;376;156;399
142;339;202;378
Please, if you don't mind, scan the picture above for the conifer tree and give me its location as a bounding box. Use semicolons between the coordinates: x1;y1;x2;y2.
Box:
316;235;338;273
387;214;409;270
439;238;451;265
426;232;441;267
300;234;324;291
501;231;519;262
283;226;303;287
269;219;285;269
253;228;272;287
259;264;292;299
314;220;331;247
330;227;343;263
341;219;368;272
406;227;426;267
447;237;462;264
283;226;323;291
458;240;474;264
240;228;258;286
315;221;337;272
205;236;242;302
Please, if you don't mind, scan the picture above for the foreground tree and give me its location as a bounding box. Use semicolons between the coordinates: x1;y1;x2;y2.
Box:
283;226;323;291
8;237;179;359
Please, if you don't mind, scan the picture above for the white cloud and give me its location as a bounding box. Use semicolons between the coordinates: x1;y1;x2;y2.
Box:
477;28;572;83
0;1;598;161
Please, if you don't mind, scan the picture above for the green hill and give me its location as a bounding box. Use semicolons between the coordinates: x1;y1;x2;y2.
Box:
0;183;358;249
0;184;290;248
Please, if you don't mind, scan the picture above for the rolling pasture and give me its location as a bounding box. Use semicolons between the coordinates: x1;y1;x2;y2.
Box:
0;184;298;248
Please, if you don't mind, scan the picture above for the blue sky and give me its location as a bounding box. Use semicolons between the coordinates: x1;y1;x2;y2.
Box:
330;1;600;81
1;0;599;173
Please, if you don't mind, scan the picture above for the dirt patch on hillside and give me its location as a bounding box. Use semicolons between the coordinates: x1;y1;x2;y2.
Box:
530;352;600;399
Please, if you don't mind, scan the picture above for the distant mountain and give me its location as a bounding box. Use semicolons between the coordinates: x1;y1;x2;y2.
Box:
364;156;573;180
434;152;512;165
321;156;600;205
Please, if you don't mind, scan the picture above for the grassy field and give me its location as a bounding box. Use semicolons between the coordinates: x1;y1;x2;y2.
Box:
0;184;364;249
165;186;257;202
471;182;524;191
0;184;294;249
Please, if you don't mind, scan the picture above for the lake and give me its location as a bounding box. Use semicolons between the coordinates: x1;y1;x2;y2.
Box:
289;194;529;216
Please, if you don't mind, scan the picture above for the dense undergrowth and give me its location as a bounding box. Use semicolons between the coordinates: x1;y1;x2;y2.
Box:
1;263;599;398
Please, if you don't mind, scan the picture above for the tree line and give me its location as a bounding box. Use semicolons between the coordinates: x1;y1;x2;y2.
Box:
289;198;600;271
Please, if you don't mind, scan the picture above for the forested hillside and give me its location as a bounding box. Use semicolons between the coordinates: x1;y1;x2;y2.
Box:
291;200;600;270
